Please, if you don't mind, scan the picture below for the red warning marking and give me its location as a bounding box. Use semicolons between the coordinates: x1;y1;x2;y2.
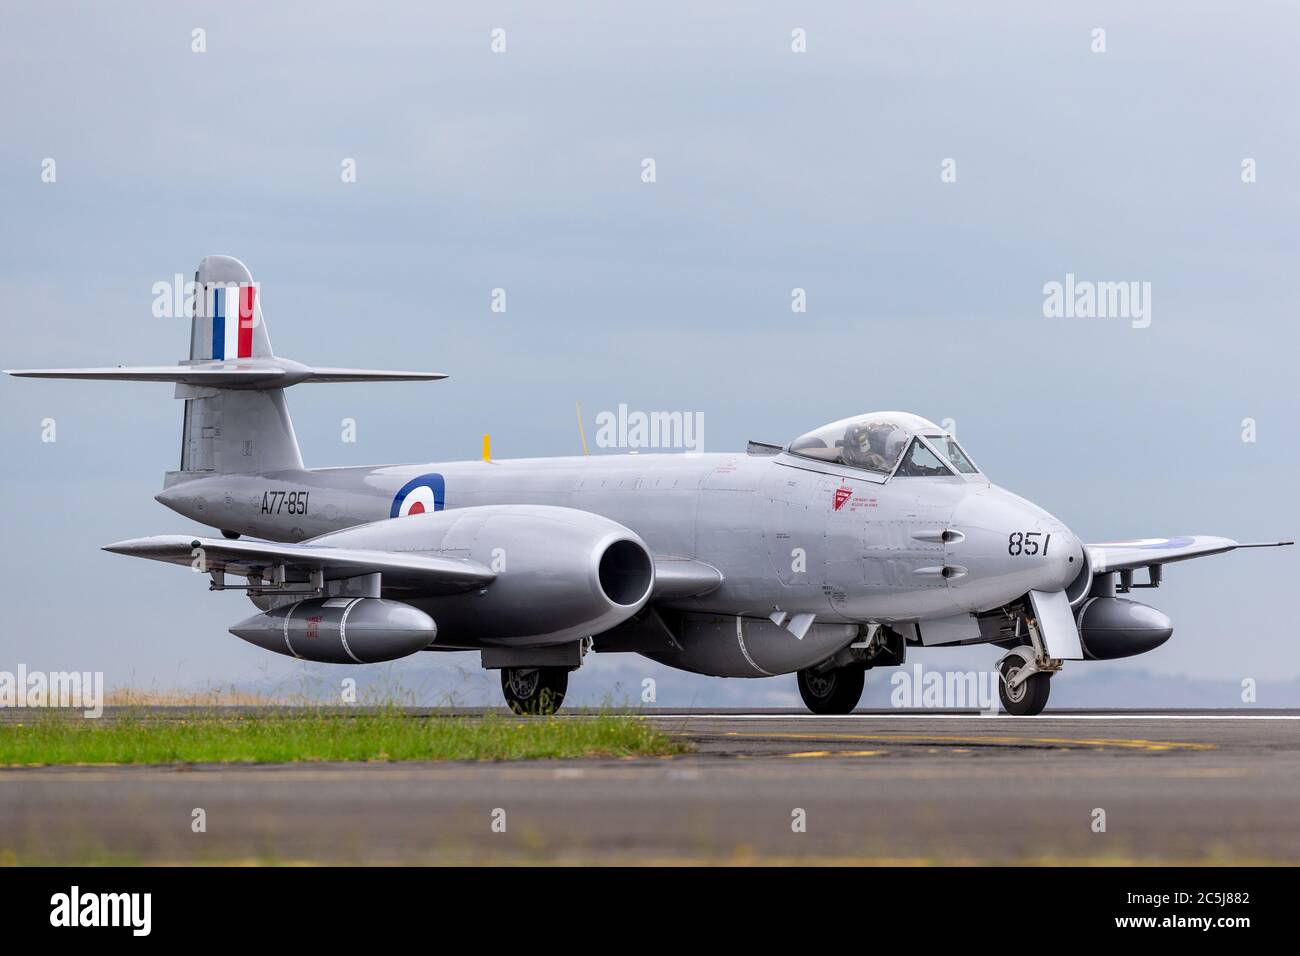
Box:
833;486;853;511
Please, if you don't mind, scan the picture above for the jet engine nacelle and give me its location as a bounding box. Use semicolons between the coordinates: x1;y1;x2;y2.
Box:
315;505;656;646
1075;596;1173;660
230;597;437;664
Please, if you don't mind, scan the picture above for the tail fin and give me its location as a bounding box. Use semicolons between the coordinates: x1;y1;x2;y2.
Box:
190;255;274;361
6;255;446;478
180;256;292;474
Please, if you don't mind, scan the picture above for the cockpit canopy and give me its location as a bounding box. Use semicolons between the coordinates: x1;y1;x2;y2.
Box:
787;411;980;477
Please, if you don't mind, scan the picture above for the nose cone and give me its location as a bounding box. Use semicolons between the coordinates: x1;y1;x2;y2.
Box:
946;487;1084;611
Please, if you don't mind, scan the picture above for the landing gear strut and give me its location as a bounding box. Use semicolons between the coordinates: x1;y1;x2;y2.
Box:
796;665;865;715
996;647;1052;716
501;666;569;715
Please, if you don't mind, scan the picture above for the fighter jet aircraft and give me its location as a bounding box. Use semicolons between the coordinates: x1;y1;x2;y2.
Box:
9;257;1291;715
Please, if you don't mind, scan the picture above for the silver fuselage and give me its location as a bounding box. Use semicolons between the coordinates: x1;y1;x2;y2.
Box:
158;450;1084;627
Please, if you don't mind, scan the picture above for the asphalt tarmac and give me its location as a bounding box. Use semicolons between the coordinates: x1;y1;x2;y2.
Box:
2;710;1298;865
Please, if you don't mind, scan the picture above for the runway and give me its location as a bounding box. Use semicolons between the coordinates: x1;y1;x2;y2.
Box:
2;710;1298;865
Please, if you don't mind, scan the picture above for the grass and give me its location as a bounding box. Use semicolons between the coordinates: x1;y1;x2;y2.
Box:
0;708;686;765
103;687;281;707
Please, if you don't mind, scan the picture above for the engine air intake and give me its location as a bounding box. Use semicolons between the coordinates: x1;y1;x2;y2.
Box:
598;539;654;606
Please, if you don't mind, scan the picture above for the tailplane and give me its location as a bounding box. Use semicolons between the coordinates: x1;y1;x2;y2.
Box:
6;255;445;477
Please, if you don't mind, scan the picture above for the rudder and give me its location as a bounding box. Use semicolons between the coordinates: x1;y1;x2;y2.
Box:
180;256;300;475
189;255;274;361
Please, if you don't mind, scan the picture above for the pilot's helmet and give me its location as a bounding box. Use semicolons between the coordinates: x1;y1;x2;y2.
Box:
841;423;872;463
865;422;896;455
883;430;908;465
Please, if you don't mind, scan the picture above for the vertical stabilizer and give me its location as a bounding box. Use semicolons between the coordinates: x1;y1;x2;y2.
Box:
180;256;301;474
189;255;274;361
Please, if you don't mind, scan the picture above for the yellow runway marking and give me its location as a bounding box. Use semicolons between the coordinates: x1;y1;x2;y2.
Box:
716;731;1214;752
784;750;885;759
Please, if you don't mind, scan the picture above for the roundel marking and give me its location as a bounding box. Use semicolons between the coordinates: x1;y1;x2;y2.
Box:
390;473;446;518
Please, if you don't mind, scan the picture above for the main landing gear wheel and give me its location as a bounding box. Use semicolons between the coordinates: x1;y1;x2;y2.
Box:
797;666;865;715
997;651;1051;716
501;667;569;716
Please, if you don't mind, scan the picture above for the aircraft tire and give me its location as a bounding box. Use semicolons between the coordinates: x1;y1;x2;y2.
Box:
997;654;1050;716
796;666;865;715
501;666;568;716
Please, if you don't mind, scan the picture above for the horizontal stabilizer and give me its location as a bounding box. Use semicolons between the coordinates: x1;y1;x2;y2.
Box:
287;367;449;384
6;360;446;390
104;534;494;595
6;365;289;386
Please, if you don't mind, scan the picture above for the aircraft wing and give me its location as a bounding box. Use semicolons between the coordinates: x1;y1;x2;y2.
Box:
103;534;495;595
1087;536;1292;574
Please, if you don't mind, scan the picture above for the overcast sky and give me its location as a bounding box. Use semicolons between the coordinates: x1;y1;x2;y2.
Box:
2;2;1297;703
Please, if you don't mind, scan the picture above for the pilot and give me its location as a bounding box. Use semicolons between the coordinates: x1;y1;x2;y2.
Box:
841;422;890;471
882;429;909;470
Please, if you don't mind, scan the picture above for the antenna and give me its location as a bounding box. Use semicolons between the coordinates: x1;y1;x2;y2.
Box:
575;401;590;456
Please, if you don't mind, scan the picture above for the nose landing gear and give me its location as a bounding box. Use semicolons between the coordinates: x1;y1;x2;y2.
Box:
996;646;1058;716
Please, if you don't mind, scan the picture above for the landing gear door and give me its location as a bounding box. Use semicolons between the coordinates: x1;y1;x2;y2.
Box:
1027;588;1084;660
